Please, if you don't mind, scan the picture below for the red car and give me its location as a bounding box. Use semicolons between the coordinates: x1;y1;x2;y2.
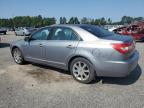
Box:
113;25;144;41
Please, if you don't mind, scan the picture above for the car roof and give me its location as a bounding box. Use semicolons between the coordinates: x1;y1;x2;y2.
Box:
38;24;99;31
48;24;92;29
46;24;98;41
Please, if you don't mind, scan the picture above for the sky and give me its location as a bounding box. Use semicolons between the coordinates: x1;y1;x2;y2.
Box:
0;0;144;21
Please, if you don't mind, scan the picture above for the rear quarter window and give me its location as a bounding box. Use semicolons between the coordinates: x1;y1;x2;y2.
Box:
80;25;114;38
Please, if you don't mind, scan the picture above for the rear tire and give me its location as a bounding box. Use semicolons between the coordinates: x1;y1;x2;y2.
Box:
70;57;95;84
12;48;25;65
15;32;18;36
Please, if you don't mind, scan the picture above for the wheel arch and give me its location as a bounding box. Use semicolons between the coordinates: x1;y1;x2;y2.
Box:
67;55;96;73
11;46;22;57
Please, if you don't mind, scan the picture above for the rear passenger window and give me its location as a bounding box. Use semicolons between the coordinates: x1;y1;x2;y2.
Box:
64;29;79;40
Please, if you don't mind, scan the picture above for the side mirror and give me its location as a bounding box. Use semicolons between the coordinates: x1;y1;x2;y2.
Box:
24;37;30;41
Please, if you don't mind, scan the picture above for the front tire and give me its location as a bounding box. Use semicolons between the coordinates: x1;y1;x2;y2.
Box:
12;48;25;65
70;57;95;84
23;32;26;36
15;32;18;36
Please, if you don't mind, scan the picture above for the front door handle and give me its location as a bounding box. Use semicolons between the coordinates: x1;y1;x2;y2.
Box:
66;45;74;48
39;44;43;47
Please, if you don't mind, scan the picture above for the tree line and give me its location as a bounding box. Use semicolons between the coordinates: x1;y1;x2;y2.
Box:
0;15;56;28
0;15;143;28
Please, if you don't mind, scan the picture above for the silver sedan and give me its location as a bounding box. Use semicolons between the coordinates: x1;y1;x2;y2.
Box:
10;24;139;83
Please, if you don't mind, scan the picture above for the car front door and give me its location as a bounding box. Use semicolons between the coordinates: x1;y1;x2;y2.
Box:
25;28;51;62
45;27;80;67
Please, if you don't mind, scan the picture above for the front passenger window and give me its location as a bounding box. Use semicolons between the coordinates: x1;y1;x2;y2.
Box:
31;28;50;40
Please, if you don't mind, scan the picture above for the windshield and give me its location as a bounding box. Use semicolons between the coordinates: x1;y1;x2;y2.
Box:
79;25;114;37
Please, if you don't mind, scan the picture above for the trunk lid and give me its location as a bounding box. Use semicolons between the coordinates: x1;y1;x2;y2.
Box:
101;34;133;43
102;34;135;60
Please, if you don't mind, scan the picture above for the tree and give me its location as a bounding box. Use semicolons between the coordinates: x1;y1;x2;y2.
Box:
0;16;144;28
60;17;63;24
100;17;107;25
49;17;56;25
63;17;67;24
68;17;80;24
10;15;56;27
81;17;88;24
121;16;133;24
107;18;112;25
134;17;144;21
94;19;101;25
74;17;80;24
68;17;75;24
60;17;67;24
90;19;95;25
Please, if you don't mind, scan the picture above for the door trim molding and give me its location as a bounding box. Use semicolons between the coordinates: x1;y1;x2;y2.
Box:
26;57;66;66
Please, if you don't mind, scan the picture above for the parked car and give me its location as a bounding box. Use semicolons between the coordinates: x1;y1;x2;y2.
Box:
10;24;139;84
113;25;144;41
103;25;123;31
15;27;37;36
0;27;7;35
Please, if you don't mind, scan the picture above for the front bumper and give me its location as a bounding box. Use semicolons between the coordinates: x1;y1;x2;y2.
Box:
24;30;31;36
95;51;139;77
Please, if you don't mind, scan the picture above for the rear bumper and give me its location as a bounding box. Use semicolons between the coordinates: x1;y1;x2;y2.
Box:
95;51;139;77
135;37;144;41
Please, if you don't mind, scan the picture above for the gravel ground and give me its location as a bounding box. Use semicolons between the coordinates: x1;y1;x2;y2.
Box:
0;32;144;108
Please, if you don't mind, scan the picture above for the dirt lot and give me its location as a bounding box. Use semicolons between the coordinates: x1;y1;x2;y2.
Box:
0;32;144;108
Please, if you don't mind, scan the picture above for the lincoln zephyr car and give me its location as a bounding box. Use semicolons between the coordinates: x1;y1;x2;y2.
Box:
10;24;139;83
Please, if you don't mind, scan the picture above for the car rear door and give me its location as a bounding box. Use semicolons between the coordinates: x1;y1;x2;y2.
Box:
45;27;80;67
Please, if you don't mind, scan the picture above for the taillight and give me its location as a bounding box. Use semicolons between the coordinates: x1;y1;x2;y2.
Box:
111;42;135;54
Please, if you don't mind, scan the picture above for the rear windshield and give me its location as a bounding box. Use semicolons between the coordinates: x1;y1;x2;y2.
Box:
79;25;114;37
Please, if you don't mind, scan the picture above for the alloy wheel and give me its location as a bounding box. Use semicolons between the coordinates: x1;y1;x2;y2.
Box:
13;49;23;64
72;61;90;81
